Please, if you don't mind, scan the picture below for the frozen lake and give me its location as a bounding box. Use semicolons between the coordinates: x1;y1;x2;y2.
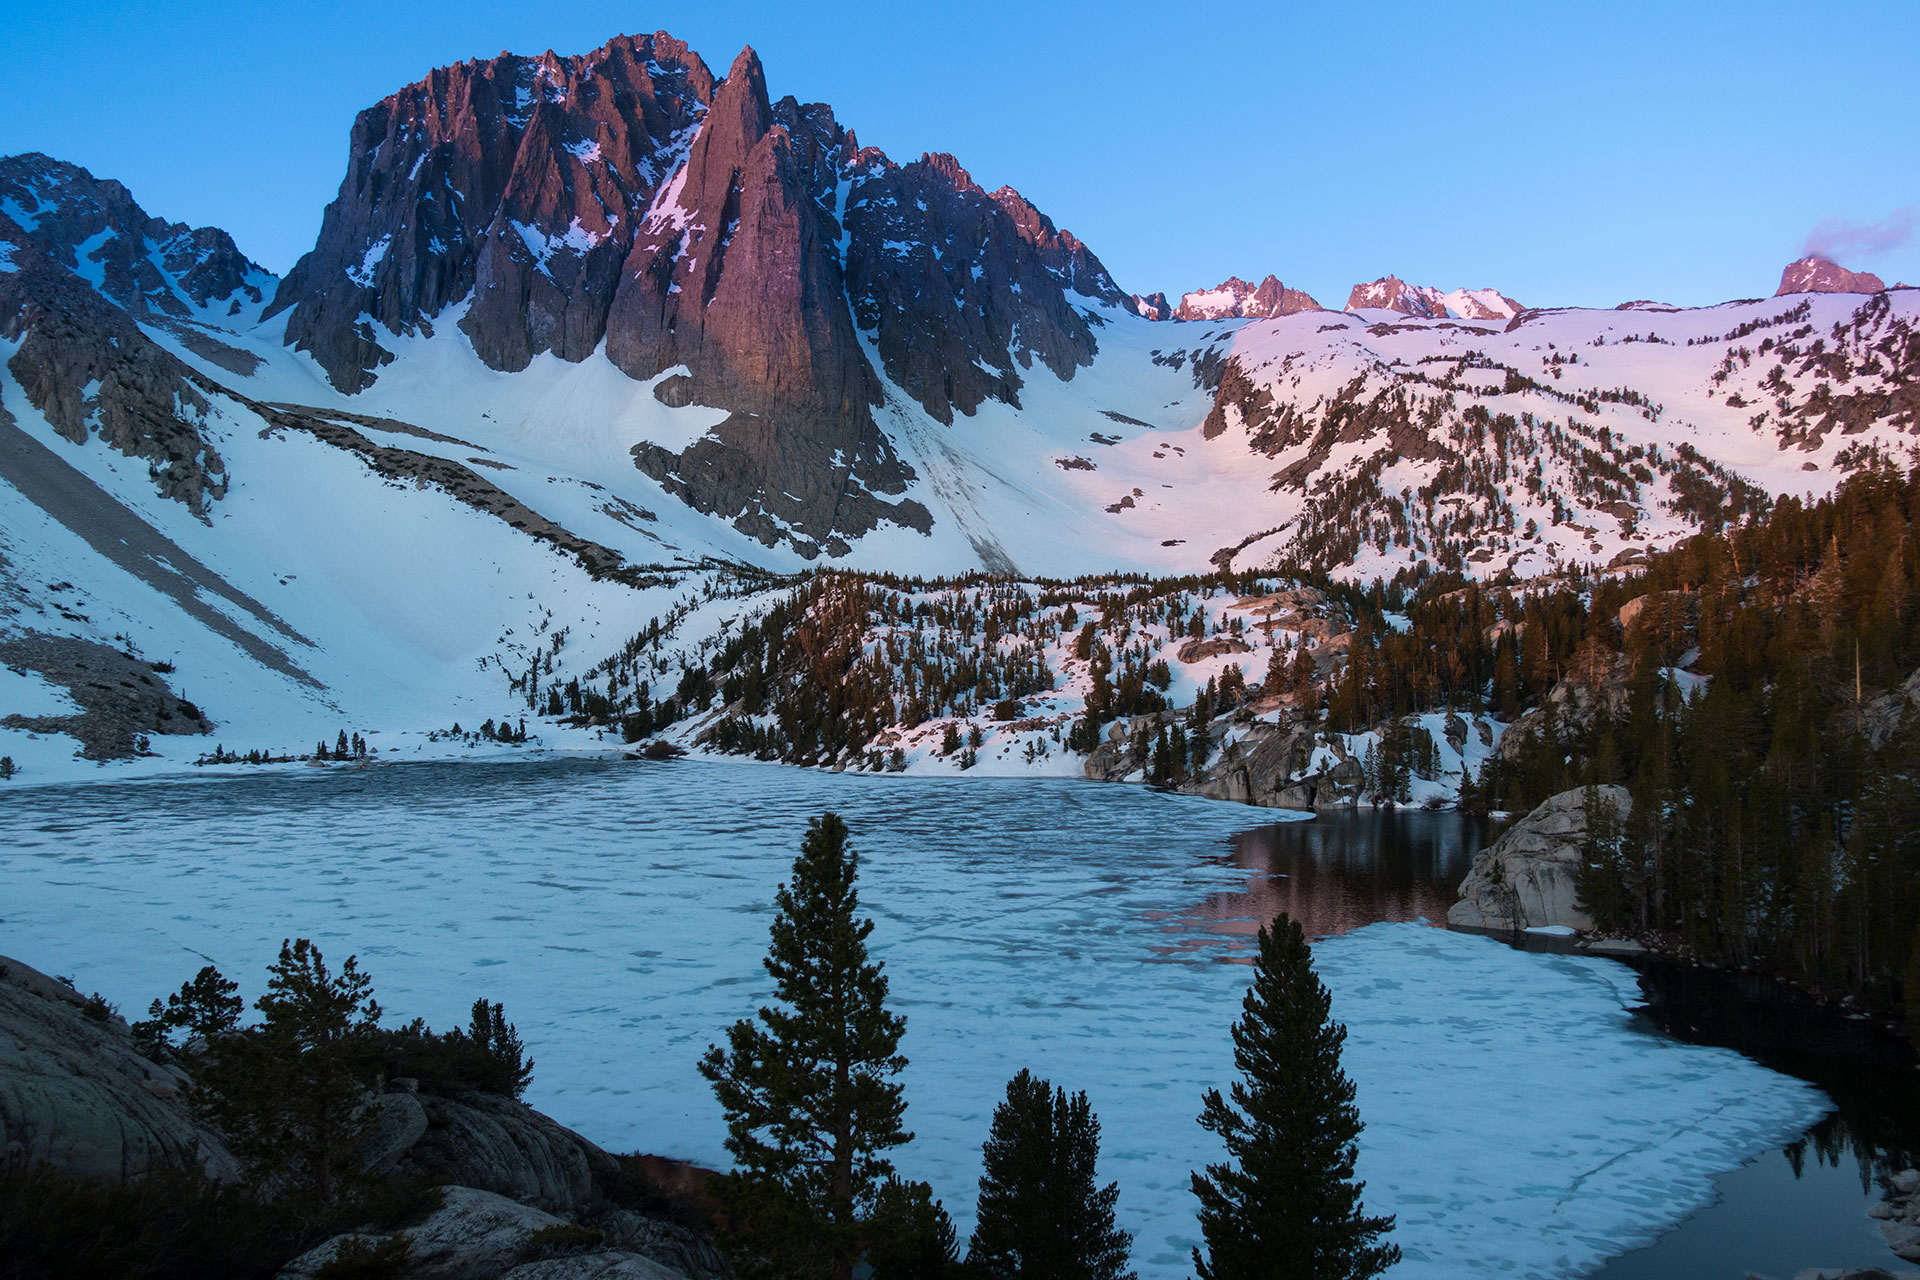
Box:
1;757;1833;1278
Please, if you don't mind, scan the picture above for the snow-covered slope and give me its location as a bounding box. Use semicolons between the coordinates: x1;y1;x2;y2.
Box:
4;31;1918;773
1183;290;1919;579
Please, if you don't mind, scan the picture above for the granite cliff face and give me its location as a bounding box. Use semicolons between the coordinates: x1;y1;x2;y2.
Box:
608;50;920;556
266;34;1129;555
266;33;716;392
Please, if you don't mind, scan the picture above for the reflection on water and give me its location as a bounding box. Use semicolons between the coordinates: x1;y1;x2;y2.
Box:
1177;808;1492;942
1174;806;1920;1278
1591;963;1920;1278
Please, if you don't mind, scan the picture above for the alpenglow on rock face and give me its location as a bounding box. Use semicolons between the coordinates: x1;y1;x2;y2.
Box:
1175;274;1320;321
1345;275;1523;320
267;32;717;390
1776;255;1887;296
265;33;1130;556
1447;785;1629;934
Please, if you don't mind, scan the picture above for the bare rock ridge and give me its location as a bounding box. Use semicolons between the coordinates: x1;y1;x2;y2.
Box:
1345;275;1523;320
0;165;241;515
1175;274;1321;321
0;153;267;320
1777;254;1887;296
266;32;1130;555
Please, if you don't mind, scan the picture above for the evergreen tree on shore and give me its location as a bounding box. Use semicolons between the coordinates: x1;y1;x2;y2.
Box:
192;939;383;1203
967;1069;1134;1280
700;812;911;1280
1192;913;1397;1280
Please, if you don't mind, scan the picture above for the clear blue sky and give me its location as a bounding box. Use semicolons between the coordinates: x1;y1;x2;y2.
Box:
4;0;1916;309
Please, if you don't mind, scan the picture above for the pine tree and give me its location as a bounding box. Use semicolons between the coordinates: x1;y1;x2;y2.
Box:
1192;913;1398;1280
1907;926;1920;1054
700;812;912;1280
193;939;383;1202
1574;782;1630;934
867;1176;960;1280
131;964;241;1059
465;998;534;1099
968;1069;1135;1280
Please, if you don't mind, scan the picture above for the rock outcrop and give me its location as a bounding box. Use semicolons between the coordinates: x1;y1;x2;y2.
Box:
1777;255;1887;296
1861;668;1920;750
1130;291;1172;321
0;634;213;759
0;954;238;1183
1083;711;1368;811
1870;1166;1920;1263
1175;275;1321;321
1447;785;1629;934
387;1088;623;1209
1344;276;1522;320
263;32;1129;557
3;950;725;1280
278;1186;695;1280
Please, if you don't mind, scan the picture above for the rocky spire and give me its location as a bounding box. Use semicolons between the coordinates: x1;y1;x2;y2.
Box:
266;32;717;391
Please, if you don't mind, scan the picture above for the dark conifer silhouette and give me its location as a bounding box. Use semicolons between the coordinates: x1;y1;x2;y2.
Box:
968;1068;1134;1280
1192;913;1397;1280
700;812;911;1280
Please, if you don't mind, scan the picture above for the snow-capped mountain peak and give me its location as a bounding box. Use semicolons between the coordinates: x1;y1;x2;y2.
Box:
1345;275;1523;320
1174;274;1320;321
1775;255;1887;296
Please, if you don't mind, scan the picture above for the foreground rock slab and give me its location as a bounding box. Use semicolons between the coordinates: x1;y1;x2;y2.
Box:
0;953;237;1182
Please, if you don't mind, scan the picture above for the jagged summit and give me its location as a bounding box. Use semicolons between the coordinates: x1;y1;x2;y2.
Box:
258;29;1129;555
266;31;718;392
1776;255;1886;296
1175;275;1319;321
1345;276;1522;320
1130;291;1172;321
0;152;269;319
0;152;264;516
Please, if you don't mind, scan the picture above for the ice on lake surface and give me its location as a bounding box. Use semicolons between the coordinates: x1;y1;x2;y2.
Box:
1;758;1829;1279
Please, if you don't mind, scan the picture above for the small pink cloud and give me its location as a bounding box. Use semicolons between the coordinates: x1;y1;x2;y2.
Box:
1802;206;1919;262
